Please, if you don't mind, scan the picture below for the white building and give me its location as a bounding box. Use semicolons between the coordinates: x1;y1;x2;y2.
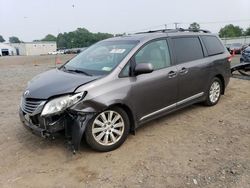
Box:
0;43;16;56
9;41;57;56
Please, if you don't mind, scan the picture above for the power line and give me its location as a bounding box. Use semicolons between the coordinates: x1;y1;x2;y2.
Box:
174;22;181;29
198;19;250;25
175;19;250;25
126;19;250;34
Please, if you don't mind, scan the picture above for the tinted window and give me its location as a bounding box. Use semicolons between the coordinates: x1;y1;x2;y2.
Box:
172;37;203;64
135;40;171;70
201;36;225;56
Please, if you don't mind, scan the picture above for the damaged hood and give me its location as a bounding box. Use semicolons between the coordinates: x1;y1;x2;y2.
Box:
25;69;100;99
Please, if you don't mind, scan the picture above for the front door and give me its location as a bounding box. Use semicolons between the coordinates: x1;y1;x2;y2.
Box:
130;39;178;122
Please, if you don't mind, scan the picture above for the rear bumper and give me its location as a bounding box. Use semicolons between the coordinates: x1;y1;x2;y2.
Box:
231;62;250;73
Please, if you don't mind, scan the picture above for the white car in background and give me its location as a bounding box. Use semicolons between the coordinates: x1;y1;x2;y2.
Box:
48;50;65;55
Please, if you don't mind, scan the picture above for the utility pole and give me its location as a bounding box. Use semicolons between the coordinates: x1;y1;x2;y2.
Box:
174;22;180;29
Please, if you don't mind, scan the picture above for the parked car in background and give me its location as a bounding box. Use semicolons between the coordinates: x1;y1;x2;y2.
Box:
19;29;231;152
240;46;250;63
229;43;242;54
64;48;86;54
48;50;65;55
242;44;250;51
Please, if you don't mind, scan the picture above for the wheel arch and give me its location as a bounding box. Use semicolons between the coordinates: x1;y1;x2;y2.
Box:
109;103;136;133
214;74;225;94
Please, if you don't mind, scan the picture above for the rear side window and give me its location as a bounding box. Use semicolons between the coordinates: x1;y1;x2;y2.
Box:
201;36;225;56
172;37;204;64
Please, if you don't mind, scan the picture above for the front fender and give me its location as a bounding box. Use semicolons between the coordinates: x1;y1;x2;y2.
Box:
70;100;107;113
66;113;95;151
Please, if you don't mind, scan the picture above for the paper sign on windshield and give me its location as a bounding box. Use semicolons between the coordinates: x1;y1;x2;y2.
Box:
102;67;112;71
110;49;126;53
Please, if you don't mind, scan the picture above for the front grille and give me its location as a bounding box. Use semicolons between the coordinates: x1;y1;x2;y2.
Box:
21;98;45;115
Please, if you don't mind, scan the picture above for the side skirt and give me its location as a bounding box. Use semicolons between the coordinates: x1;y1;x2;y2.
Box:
138;92;204;126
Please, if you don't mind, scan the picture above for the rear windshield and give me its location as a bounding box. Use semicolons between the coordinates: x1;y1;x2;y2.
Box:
201;36;225;56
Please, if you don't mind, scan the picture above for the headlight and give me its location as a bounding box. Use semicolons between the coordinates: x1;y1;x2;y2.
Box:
41;92;85;116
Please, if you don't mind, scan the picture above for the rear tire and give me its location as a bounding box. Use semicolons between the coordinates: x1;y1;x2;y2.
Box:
85;107;130;152
204;77;222;106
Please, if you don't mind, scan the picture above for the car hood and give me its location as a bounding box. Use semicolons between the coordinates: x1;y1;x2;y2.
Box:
24;69;100;99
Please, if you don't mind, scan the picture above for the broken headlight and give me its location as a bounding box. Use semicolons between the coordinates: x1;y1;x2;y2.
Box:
41;92;85;116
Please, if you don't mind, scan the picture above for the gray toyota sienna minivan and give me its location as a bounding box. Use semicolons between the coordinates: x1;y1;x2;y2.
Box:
19;29;231;152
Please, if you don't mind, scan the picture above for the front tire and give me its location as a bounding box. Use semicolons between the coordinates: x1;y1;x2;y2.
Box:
204;77;222;106
85;107;130;152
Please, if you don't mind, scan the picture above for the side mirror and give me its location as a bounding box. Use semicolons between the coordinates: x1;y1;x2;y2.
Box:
134;63;153;76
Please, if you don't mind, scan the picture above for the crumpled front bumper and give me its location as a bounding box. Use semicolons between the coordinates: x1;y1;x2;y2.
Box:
19;108;50;138
19;108;95;151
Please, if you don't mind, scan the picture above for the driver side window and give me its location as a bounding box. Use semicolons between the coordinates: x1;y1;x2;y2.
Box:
135;40;171;70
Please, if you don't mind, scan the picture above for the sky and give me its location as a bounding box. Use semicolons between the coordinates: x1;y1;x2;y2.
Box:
0;0;250;42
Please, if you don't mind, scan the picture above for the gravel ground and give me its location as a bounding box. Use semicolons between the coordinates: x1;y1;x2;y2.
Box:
0;55;249;188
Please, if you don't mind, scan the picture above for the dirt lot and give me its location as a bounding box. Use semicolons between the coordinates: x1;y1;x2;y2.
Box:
0;55;249;188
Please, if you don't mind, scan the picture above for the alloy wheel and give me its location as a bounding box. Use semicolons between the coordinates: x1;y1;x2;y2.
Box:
92;110;125;146
209;81;221;103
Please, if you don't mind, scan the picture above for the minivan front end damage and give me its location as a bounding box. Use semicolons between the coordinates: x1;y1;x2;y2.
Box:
19;92;102;152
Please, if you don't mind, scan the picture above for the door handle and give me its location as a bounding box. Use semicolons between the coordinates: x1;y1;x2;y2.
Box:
179;67;188;74
168;71;177;78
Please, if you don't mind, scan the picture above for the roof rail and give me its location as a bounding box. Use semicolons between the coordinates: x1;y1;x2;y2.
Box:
135;29;178;34
177;28;211;33
135;28;211;34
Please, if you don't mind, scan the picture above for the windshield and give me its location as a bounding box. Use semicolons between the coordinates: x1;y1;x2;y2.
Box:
245;47;250;53
63;40;139;76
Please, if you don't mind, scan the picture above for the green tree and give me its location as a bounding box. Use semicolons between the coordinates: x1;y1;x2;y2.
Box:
41;34;57;41
9;36;21;43
188;22;200;31
244;26;250;36
0;35;5;42
115;33;126;37
219;24;243;38
57;33;68;48
56;27;113;48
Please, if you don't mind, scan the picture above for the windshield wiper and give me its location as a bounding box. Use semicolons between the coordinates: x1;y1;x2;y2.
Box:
62;66;92;76
67;69;92;76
